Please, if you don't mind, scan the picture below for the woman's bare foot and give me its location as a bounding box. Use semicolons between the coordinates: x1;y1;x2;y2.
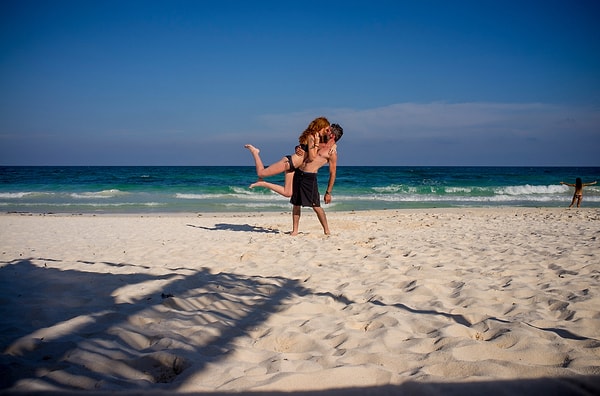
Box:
249;179;265;189
244;144;260;154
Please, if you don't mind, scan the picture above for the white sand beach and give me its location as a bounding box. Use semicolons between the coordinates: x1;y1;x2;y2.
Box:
1;208;599;395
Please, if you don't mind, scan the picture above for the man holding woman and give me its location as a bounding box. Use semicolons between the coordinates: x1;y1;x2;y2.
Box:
244;117;343;235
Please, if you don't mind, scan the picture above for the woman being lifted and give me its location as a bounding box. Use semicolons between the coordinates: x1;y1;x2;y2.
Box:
244;116;330;197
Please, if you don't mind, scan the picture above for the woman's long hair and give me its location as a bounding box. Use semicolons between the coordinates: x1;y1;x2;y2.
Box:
298;117;330;145
576;177;582;189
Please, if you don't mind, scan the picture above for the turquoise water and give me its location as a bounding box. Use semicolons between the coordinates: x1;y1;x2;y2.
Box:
1;166;599;213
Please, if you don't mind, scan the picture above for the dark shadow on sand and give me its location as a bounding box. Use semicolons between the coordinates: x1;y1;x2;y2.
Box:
369;299;598;342
370;299;474;327
0;258;307;391
187;223;280;233
2;376;599;395
1;259;598;395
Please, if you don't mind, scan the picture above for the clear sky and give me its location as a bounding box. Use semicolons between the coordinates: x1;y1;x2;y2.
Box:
1;0;599;166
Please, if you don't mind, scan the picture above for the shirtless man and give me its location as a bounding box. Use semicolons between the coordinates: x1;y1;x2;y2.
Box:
290;124;343;235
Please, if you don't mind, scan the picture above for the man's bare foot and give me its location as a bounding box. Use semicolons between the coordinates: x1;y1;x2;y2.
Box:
244;144;260;154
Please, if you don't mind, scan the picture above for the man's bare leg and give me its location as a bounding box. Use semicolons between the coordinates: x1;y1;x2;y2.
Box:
291;205;301;236
313;206;330;235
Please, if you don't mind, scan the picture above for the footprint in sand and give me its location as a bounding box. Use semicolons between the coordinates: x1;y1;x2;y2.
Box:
548;263;578;278
547;299;575;320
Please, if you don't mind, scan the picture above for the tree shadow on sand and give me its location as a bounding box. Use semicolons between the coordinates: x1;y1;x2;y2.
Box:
0;258;306;391
369;299;597;342
1;259;598;395
3;378;599;395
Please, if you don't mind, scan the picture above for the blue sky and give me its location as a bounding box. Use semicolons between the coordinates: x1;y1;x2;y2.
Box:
1;0;599;166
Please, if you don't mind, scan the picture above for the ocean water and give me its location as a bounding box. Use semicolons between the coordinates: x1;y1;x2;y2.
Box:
0;166;599;213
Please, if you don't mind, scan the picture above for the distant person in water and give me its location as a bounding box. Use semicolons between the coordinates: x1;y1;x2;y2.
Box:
244;117;331;197
560;178;597;208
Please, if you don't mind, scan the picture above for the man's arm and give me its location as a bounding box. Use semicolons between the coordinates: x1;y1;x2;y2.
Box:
324;152;337;204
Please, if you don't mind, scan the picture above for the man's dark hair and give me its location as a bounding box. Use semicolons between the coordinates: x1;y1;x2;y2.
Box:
330;123;344;142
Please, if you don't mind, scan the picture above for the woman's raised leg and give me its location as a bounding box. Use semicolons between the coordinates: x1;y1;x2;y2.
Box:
250;171;294;197
244;144;289;178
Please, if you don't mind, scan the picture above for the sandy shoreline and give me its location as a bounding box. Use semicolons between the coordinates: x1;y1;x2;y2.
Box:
1;208;599;395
